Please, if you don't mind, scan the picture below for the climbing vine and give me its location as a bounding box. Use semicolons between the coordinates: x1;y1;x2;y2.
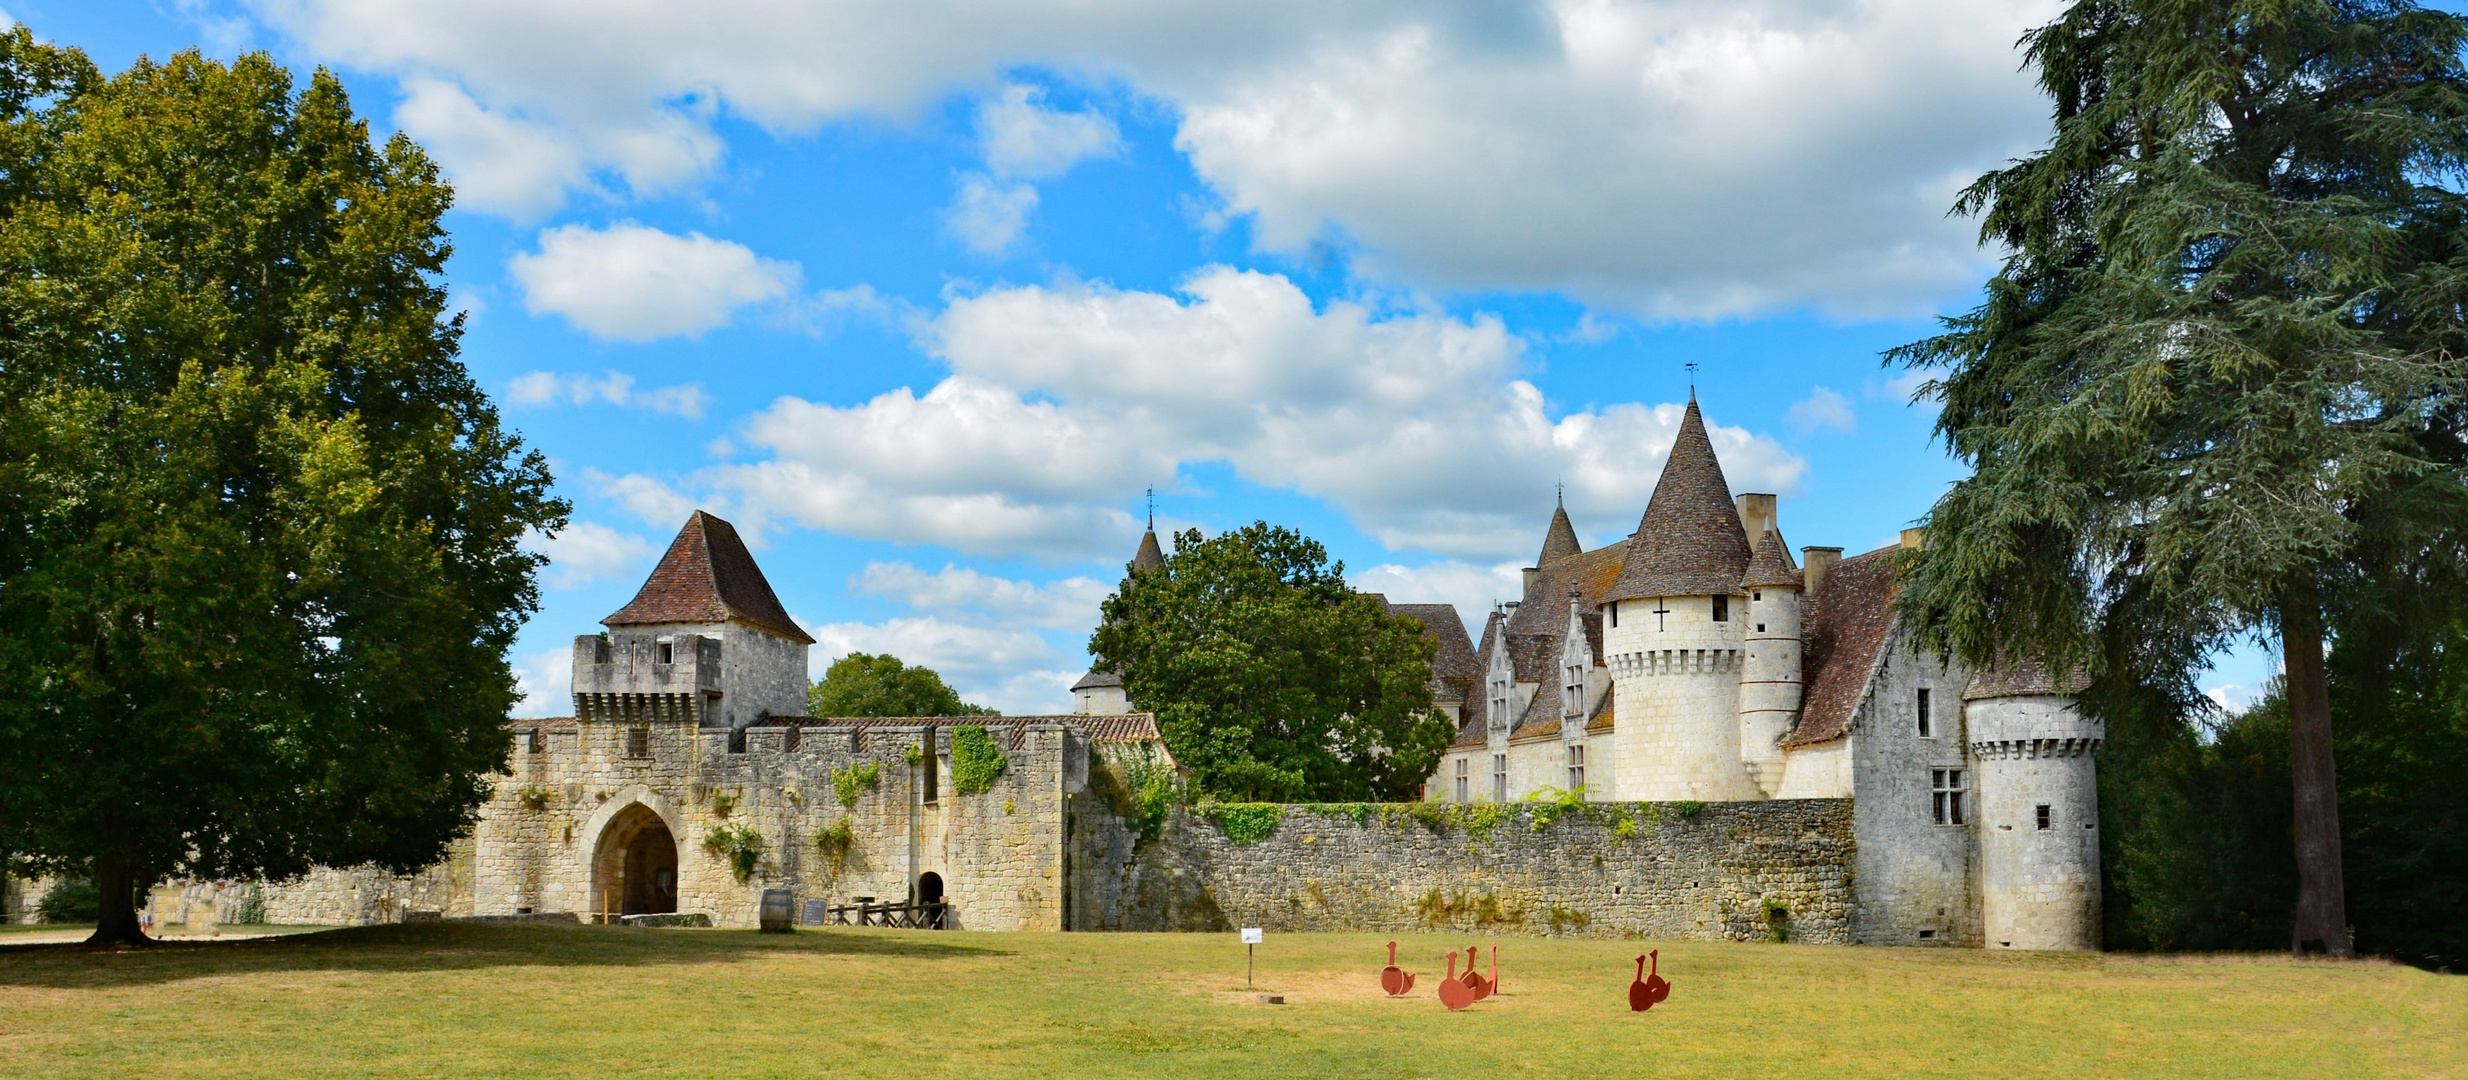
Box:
703;822;764;882
1202;801;1284;845
949;726;1006;796
831;761;881;808
812;818;854;873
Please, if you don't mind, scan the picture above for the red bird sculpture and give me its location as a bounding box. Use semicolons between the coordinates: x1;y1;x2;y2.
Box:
1629;951;1672;1012
1437;950;1477;1011
1487;944;1500;997
1380;940;1410;997
1460;940;1491;999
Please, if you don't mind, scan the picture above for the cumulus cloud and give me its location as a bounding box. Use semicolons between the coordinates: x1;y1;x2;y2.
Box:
252;0;2056;315
852;562;1113;629
1352;559;1526;630
508;222;800;342
512;645;575;717
806;615;1074;712
944;173;1040;255
595;266;1802;561
524;521;662;589
507;370;713;419
977;83;1123;180
1786;386;1856;434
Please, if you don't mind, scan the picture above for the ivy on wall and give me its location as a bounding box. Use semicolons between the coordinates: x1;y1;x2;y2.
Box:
949;726;1006;796
703;823;764;882
830;762;881;809
812;818;853;873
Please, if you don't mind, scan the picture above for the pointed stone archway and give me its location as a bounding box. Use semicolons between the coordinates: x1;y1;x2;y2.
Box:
585;789;682;921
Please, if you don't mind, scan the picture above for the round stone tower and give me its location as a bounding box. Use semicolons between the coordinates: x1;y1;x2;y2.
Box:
1601;398;1766;802
1965;659;2102;950
1737;524;1803;797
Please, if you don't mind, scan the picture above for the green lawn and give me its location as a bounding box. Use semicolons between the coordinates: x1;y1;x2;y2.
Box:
0;923;2456;1079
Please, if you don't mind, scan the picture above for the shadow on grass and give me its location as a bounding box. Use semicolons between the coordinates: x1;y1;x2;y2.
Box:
0;921;1005;990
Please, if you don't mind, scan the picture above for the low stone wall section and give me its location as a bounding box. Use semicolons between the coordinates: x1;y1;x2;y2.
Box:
1070;798;1854;943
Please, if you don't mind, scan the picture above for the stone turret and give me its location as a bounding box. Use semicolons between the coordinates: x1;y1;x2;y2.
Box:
1965;657;2101;951
1737;515;1803;796
576;510;814;729
1599;398;1765;801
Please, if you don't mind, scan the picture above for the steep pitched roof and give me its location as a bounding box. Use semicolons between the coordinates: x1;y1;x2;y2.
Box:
1585;684;1616;734
1742;528;1803;590
1387;603;1482;688
1604;400;1753;602
1131;528;1166;572
1070;670;1123;692
1785;546;1898;747
604;511;815;644
1537;503;1583;566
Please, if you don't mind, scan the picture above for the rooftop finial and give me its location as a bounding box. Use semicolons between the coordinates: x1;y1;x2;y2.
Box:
1556;480;1564;509
1685;361;1699;400
1145;486;1154;530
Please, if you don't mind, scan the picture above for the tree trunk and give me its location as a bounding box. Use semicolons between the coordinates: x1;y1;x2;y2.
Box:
84;848;151;948
2281;578;2351;957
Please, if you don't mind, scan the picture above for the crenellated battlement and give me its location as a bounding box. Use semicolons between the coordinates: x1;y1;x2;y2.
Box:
1607;648;1742;678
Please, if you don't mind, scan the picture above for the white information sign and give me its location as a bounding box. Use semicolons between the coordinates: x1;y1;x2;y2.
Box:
1241;927;1263;944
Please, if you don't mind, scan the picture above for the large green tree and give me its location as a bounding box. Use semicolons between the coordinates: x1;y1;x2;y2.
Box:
1892;0;2468;956
0;38;564;945
807;653;997;717
1089;522;1450;802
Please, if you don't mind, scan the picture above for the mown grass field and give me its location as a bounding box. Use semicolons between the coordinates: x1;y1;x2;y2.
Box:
1;923;2457;1079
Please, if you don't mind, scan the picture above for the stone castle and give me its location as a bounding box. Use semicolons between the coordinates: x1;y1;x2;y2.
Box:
2;399;2100;951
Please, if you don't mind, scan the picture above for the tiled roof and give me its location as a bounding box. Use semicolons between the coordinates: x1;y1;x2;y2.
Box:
1070;670;1123;691
1742;528;1803;589
1785;546;1898;747
1537;503;1583;566
603;511;815;644
1387;602;1482;684
1585;685;1615;734
1510;681;1564;740
1964;655;2090;700
1604;400;1753;602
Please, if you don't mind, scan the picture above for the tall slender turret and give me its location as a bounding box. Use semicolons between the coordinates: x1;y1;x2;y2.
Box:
1599;399;1765;801
1737;515;1802;796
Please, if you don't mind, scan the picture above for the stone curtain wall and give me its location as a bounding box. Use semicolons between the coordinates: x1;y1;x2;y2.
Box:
1069;797;1855;943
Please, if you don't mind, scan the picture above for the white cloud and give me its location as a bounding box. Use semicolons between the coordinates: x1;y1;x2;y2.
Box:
583;468;702;533
852;562;1113;629
944;173;1040;255
1786;386;1856;434
524;521;661;589
978;83;1123;180
806;615;1070;711
508;222;800;342
1352;559;1526;630
253;0;2057;315
595;266;1802;561
1871;364;1946;405
512;645;574;717
506;370;713;419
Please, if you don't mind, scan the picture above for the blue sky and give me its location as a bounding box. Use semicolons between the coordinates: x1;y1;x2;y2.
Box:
34;0;2287;714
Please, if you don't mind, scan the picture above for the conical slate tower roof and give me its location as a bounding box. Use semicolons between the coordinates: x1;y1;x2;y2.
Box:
1537;502;1583;566
1603;399;1753;602
1131;527;1166;572
1742;528;1802;589
605;511;815;644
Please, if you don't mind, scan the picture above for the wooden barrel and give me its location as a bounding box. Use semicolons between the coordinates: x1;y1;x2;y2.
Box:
758;888;794;933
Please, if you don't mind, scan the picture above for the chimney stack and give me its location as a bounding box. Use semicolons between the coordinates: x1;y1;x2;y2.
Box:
1735;493;1778;541
1801;546;1844;595
1900;528;1928;552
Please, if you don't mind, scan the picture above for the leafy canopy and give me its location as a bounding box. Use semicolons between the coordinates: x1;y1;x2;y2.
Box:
807;653;997;717
1891;0;2468;684
0;36;564;938
1089;522;1451;803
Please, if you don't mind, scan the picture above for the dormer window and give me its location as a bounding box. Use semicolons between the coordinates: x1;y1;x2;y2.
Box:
1562;663;1585;719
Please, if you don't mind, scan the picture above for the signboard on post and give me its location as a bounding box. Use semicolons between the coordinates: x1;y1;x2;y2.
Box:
1241;927;1262;987
1241;927;1263;944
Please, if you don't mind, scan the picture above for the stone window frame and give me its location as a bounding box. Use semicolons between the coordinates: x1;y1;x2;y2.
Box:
1491;753;1507;803
2035;803;2052;830
1453;757;1469;803
655;638;674;666
1561;661;1585;720
1931;768;1966;826
1915;686;1935;738
1566;743;1585;792
1711;595;1729;622
626;726;651;760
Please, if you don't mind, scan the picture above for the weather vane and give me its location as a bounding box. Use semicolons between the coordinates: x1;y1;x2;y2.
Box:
1146;486;1155;529
1686;361;1699;397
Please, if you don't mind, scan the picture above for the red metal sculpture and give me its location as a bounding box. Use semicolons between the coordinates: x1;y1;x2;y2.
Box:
1437;950;1478;1011
1629;951;1672;1012
1487;944;1500;997
1460;940;1490;999
1380;940;1412;997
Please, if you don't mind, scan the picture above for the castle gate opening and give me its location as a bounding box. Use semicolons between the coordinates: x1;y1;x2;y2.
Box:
590;804;678;919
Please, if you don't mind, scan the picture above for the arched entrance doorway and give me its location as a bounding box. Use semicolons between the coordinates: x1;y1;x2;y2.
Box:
590;803;678;920
916;872;945;929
